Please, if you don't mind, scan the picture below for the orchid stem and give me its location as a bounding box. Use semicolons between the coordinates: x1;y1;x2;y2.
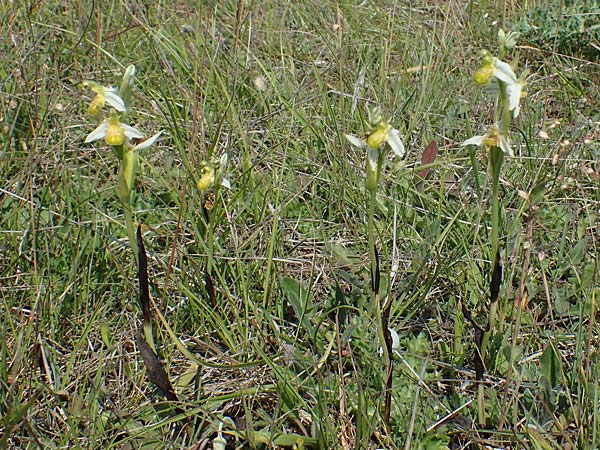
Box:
367;165;392;432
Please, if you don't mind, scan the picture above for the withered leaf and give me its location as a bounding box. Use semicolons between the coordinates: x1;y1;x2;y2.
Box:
137;225;151;327
418;140;438;179
136;328;178;402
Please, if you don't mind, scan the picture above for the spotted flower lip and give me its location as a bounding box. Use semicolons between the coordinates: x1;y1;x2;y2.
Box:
85;112;144;146
462;124;513;157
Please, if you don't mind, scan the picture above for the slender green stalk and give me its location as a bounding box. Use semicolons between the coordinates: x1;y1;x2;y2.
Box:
123;202;139;264
477;151;502;426
367;161;392;431
367;187;377;295
478;79;509;426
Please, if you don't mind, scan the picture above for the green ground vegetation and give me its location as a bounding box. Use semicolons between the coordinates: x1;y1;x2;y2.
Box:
1;0;599;448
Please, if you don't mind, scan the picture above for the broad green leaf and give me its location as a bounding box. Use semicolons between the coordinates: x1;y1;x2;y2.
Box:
540;342;563;388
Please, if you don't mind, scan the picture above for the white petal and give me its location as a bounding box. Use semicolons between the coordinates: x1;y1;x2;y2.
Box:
133;131;162;151
493;58;517;84
85;122;108;143
500;137;513;157
387;128;405;158
220;177;231;189
345;134;367;149
507;83;522;117
121;124;144;140
389;328;400;351
104;91;126;111
461;135;485;147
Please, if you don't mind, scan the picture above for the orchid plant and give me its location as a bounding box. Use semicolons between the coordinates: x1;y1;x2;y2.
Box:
83;65;161;263
462;29;527;425
346;106;406;433
83;65;162;350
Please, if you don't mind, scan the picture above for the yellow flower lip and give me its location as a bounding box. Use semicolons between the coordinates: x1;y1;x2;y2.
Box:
474;63;494;85
197;165;215;191
105;115;126;146
367;122;391;149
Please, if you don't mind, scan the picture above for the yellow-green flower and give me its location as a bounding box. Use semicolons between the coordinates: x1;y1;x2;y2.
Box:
197;154;231;191
197;165;215;191
462;124;513;157
83;81;126;116
85;111;143;146
473;51;526;118
346;110;404;156
473;51;517;86
346;109;405;193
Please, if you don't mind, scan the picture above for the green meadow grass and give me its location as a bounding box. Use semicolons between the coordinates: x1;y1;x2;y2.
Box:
1;1;599;448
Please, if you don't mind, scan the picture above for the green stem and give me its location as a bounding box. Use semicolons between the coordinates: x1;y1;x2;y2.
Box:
114;144;139;263
490;160;500;273
477;80;511;426
367;188;377;296
367;164;392;431
123;201;139;265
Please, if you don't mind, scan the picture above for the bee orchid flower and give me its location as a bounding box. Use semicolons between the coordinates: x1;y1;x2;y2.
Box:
83;81;126;116
85;111;144;147
473;51;526;118
462;124;513;157
345;108;405;192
